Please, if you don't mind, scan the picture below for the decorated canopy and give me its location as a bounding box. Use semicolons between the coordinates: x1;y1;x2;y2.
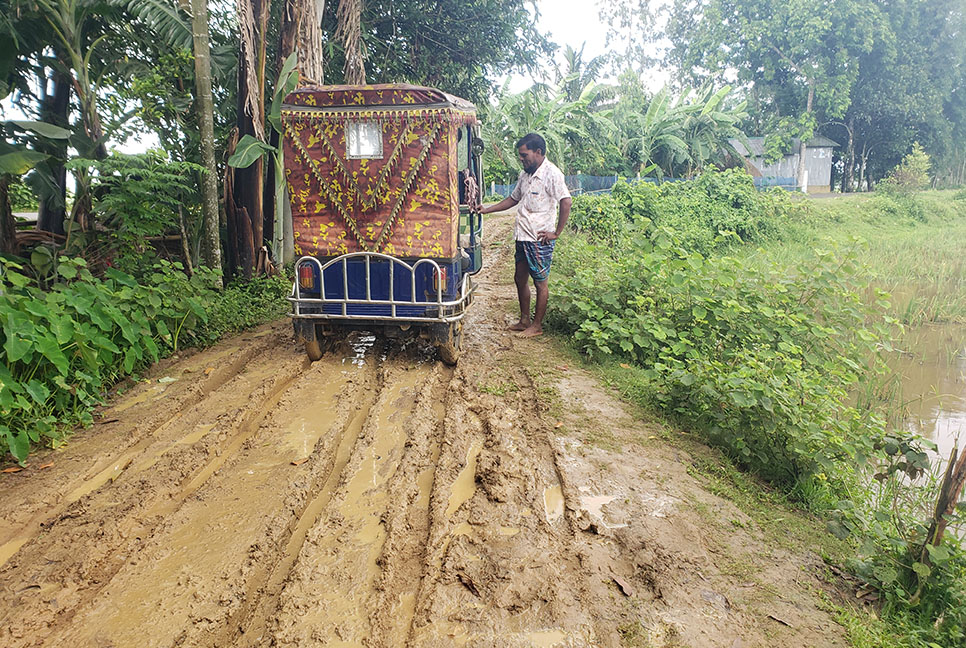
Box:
281;84;478;260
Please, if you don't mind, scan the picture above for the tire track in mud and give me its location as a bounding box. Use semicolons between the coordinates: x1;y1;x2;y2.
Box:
0;334;310;647
40;342;389;648
265;355;448;647
403;362;603;647
0;324;283;569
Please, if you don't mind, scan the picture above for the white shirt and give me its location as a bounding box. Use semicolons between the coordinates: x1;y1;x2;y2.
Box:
510;159;571;242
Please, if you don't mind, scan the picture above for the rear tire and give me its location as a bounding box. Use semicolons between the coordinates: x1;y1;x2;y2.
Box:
437;321;463;366
305;339;324;361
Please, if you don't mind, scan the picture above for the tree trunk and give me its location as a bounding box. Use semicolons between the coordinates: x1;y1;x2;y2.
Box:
843;118;855;193
795;82;814;193
0;176;18;255
337;0;366;84
229;0;270;280
37;68;70;235
269;0;325;265
190;0;223;283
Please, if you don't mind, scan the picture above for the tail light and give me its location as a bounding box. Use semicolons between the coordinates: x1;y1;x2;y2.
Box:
433;266;448;293
298;263;316;291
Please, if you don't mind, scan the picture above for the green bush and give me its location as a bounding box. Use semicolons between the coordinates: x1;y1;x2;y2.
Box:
9;177;38;211
550;229;892;487
71;151;204;273
0;257;218;462
569;170;791;256
889;142;932;191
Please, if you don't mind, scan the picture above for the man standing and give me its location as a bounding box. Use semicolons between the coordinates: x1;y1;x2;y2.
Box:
476;133;572;337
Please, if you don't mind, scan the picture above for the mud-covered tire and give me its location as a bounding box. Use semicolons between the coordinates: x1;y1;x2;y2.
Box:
304;339;324;361
436;322;462;366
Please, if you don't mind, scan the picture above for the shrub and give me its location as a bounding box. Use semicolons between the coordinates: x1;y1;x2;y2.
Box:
550;229;893;488
569;170;791;256
70;151;204;273
889;142;931;191
0;257;219;462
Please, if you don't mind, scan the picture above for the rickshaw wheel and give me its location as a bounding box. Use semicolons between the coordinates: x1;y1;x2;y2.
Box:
437;321;463;366
304;339;324;361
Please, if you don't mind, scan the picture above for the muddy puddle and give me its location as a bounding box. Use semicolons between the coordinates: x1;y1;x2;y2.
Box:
891;323;966;460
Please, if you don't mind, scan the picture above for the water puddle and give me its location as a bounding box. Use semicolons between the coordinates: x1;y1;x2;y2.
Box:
892;324;966;461
445;439;484;517
293;368;427;642
529;629;568;646
112;383;169;413
65;457;132;504
580;494;615;517
278;380;345;459
0;536;29;567
344;333;377;368
57;367;352;646
543;485;564;524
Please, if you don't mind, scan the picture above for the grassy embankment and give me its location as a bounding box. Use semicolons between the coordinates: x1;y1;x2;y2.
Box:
542;174;966;648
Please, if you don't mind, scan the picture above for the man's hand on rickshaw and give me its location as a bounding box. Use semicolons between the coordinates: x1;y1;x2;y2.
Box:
470;202;484;214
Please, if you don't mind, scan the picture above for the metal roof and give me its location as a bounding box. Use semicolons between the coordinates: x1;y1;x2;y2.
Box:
729;136;840;157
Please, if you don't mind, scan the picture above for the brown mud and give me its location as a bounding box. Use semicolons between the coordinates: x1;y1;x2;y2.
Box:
0;214;848;647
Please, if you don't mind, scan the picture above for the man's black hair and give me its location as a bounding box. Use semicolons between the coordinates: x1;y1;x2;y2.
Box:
516;133;546;155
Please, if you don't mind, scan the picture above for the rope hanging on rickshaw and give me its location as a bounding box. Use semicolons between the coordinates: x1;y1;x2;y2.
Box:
283;115;446;253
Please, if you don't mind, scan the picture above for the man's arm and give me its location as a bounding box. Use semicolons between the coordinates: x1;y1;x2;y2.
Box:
537;197;571;243
477;195;519;214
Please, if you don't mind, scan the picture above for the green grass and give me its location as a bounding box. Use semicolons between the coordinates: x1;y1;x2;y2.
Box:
747;190;966;325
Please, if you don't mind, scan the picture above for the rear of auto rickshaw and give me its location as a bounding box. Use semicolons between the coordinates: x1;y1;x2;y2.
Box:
282;84;484;364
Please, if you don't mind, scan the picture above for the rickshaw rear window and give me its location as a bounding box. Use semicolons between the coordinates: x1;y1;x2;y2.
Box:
346;121;383;159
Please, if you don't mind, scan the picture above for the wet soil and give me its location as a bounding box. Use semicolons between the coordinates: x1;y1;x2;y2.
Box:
0;214;849;647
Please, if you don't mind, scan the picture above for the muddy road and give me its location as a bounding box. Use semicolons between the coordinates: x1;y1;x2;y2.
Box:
1;215;848;647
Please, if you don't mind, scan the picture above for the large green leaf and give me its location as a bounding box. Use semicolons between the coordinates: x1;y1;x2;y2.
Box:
9;120;72;139
227;135;275;169
0;150;49;175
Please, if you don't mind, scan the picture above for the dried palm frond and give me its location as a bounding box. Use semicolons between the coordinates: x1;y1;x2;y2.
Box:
335;0;365;85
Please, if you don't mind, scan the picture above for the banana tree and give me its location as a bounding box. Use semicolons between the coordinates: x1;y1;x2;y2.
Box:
1;120;72;254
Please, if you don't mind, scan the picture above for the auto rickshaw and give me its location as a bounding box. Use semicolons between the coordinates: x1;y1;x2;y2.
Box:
282;84;484;364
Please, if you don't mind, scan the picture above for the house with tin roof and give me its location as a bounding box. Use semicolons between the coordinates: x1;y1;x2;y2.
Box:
729;136;839;193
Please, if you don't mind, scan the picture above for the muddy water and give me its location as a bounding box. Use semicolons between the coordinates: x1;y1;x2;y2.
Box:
892;324;966;459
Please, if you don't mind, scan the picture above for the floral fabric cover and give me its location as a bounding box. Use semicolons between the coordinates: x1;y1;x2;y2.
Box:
282;84;478;260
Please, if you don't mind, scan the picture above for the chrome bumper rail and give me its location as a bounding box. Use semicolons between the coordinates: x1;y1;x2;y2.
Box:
288;253;474;323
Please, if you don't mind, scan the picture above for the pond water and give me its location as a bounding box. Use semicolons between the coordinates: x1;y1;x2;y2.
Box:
891;324;966;462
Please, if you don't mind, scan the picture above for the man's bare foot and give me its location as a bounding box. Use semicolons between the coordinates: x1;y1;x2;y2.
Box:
508;321;530;331
517;325;543;338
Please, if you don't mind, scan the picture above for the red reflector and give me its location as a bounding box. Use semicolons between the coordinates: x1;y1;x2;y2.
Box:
298;264;315;289
433;266;447;291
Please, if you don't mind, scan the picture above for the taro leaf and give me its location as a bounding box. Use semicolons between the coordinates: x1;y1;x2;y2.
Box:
36;335;69;375
0;150;48;175
6;427;29;464
227;135;275;169
4;333;32;363
24;379;50;406
9;120;71;139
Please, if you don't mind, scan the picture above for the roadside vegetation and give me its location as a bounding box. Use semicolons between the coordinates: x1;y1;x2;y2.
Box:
549;159;966;647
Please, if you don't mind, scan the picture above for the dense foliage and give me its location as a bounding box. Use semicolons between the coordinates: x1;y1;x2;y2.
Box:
554;172;887;486
569;170;788;254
